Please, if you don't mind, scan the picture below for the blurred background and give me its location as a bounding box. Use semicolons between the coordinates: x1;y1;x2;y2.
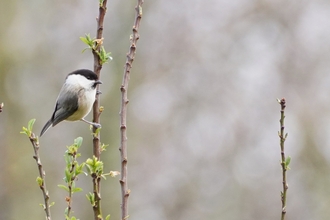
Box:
1;0;330;219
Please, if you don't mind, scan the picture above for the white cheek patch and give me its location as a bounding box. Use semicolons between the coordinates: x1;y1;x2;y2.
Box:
66;74;94;89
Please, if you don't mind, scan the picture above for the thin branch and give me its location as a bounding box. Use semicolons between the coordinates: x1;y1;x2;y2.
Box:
91;1;108;219
92;0;107;160
278;98;289;220
29;133;52;220
65;151;77;217
119;1;144;219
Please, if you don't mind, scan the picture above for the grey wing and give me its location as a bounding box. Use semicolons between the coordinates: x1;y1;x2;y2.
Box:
51;85;79;126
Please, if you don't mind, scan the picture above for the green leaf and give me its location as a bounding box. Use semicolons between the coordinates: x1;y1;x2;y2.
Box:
85;156;104;175
28;119;36;131
285;156;291;165
36;177;43;186
86;192;95;205
58;184;69;192
20;119;37;137
64;153;71;166
285;156;291;169
81;48;88;53
75;163;85;176
80;36;89;44
72;187;83;193
105;214;111;220
92;127;102;137
96;46;112;64
94;160;104;175
20;127;28;135
101;143;109;152
74;137;83;148
65;216;77;220
80;34;94;47
79;34;95;53
65;168;72;183
101;174;107;180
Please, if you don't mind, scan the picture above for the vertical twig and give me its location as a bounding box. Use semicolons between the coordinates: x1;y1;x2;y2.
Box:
29;134;52;220
65;150;78;218
92;0;107;160
66;163;75;217
278;98;289;220
119;1;144;219
91;1;108;219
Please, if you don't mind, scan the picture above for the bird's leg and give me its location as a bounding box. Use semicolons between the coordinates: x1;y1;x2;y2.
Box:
80;118;101;128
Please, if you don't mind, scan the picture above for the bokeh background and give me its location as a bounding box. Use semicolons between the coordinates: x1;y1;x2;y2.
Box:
1;0;330;219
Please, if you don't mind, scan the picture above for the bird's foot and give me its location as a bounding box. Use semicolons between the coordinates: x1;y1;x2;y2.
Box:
91;122;102;129
81;118;102;129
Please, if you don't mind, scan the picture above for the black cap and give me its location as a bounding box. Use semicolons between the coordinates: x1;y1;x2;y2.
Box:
68;69;98;81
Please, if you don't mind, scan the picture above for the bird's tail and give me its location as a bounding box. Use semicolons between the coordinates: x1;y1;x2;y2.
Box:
40;120;53;137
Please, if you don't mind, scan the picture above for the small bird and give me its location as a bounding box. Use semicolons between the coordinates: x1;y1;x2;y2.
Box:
40;69;102;136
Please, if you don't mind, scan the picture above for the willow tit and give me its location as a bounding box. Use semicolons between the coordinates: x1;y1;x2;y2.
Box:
40;69;102;136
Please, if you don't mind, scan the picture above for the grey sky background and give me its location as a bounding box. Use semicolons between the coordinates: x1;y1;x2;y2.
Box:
1;1;330;219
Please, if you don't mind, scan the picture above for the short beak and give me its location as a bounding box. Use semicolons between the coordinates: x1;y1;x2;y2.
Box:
95;80;102;85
